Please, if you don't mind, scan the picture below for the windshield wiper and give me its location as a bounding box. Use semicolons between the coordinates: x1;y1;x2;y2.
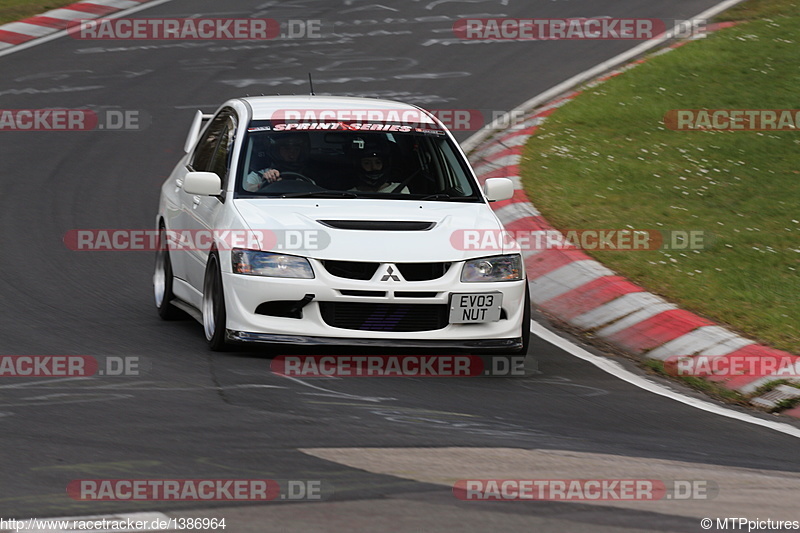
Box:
417;194;481;202
279;191;359;198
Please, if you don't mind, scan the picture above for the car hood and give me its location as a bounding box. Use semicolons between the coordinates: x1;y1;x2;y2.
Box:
232;198;516;262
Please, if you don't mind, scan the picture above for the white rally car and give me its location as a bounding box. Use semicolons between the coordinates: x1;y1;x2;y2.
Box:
154;95;529;354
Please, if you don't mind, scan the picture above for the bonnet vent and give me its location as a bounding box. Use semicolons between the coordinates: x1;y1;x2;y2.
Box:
317;220;436;231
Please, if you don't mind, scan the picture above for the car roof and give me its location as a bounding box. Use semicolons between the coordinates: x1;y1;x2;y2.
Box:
240;95;438;125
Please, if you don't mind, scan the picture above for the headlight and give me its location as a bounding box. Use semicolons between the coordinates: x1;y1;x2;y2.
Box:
232;249;314;279
461;254;522;282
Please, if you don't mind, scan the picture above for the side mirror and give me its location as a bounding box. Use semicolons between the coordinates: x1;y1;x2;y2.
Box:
483;177;515;202
183;172;222;196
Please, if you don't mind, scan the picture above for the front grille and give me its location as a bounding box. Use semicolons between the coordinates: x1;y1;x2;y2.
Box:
321;260;451;281
321;260;379;280
339;290;387;297
319;302;448;332
395;262;451;281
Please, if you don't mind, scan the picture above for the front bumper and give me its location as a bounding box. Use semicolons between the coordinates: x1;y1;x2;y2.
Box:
226;330;523;352
221;256;527;345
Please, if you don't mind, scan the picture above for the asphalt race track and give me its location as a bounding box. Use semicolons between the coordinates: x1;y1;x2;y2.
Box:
1;1;799;531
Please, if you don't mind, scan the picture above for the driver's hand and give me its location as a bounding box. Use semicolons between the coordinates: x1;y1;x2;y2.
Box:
261;169;281;183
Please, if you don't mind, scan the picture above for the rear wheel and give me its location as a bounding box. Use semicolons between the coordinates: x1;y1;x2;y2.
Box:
202;252;228;351
154;225;182;320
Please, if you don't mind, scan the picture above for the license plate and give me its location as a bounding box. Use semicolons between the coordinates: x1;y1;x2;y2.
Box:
449;292;503;323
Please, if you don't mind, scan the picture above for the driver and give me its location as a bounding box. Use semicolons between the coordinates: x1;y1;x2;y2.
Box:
244;133;314;192
350;140;409;194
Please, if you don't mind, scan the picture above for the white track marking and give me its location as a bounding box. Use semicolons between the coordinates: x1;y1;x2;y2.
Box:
0;377;89;389
530;320;800;439
456;0;792;436
279;375;396;403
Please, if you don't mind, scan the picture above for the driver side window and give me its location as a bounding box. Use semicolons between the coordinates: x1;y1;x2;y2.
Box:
209;117;236;182
189;109;238;195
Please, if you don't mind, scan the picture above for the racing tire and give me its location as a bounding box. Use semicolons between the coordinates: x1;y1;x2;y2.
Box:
202;252;229;351
480;281;530;376
510;280;531;356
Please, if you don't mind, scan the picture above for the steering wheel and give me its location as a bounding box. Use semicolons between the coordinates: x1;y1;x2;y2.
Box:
279;171;316;184
257;171;316;192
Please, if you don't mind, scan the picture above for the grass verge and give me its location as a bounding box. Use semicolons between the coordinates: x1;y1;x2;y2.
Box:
644;360;746;404
0;1;82;25
520;0;800;353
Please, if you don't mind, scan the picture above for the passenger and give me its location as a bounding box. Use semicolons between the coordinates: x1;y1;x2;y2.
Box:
350;143;409;194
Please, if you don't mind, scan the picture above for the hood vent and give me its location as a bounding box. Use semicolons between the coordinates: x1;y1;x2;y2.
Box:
317;220;436;231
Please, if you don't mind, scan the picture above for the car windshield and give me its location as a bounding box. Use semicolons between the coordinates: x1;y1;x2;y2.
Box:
235;121;481;201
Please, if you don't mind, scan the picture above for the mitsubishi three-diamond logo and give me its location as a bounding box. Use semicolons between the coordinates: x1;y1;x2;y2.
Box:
380;265;402;282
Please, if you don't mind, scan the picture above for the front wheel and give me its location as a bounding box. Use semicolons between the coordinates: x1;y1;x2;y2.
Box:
478;282;530;376
510;281;531;355
202;252;228;351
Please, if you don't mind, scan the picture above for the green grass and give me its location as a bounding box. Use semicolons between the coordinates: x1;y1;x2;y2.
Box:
717;0;800;21
772;397;800;412
753;380;800;412
644;364;800;413
0;1;80;24
645;360;746;404
520;1;800;354
751;379;792;397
